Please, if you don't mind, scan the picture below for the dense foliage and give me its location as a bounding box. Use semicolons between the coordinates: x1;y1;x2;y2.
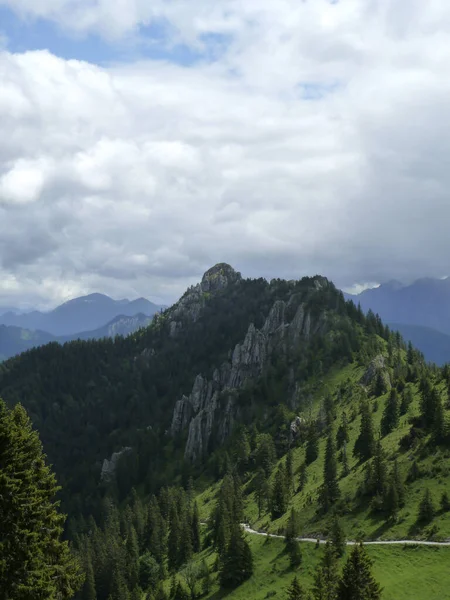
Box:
0;399;82;599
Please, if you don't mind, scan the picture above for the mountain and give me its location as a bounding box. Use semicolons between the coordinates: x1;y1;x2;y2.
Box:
388;322;450;366
0;292;163;336
346;277;450;334
0;313;154;361
2;263;450;599
0;325;55;361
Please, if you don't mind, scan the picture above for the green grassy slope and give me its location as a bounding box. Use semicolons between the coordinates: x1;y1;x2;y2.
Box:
172;535;450;600
198;361;450;542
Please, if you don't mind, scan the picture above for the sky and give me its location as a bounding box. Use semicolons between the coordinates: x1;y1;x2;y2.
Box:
1;0;450;309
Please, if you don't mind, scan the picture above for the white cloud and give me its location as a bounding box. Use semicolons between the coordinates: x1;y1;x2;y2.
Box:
1;2;450;307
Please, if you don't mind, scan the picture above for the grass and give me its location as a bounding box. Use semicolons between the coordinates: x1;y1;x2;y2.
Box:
198;361;450;542
192;356;450;598
179;535;450;600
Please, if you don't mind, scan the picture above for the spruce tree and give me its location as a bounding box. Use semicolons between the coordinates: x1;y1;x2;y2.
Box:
191;501;201;553
400;387;413;415
306;421;320;465
286;576;306;600
341;442;350;478
369;440;387;499
418;489;435;523
82;553;97;600
219;523;253;588
298;462;308;492
285;508;302;566
337;544;382;600
312;542;339;600
0;400;83;600
353;400;375;462
286;447;294;493
271;464;290;519
381;389;399;436
320;429;340;512
336;412;350;449
126;525;140;590
255;468;270;517
441;491;450;513
331;515;346;558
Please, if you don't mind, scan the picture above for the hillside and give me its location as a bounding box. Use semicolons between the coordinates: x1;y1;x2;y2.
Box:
1;263;450;599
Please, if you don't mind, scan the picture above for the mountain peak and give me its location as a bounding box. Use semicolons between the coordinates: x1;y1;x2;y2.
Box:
201;263;241;293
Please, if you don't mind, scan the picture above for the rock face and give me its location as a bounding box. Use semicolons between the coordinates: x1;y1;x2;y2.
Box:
100;447;132;482
360;354;391;389
171;296;328;461
170;263;241;328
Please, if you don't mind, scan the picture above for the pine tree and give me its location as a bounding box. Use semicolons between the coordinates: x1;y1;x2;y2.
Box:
336;412;350;449
191;502;201;553
312;542;339;600
82;553;97;600
320;429;340;512
353;400;375;462
306;421;320;465
331;515;346;558
400;387;413;415
286;447;294;493
373;371;387;397
219;523;253;588
298;462;308;492
341;442;350;478
384;460;404;518
369;440;387;499
200;559;211;595
285;508;302;566
168;508;182;570
271;464;290;519
126;525;140;590
337;544;382;600
381;389;399;436
0;400;83;600
254;468;270;517
438;491;450;514
286;576;306;600
431;389;445;441
418;489;435;523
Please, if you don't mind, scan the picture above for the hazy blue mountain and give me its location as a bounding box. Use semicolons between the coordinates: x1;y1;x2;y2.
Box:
388;322;450;365
346;277;450;335
59;313;153;342
0;325;55;361
0;313;156;361
0;293;163;336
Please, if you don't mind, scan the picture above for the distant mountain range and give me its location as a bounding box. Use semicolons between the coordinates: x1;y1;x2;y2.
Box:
0;293;162;336
0;313;154;362
345;277;450;365
0;293;164;361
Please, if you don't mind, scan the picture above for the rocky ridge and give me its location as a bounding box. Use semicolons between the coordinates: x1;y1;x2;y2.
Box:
171;291;330;461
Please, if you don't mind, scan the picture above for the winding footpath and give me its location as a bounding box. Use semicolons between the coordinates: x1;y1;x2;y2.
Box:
241;524;450;547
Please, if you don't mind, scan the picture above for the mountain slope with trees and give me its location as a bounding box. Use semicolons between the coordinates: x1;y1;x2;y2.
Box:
2;264;450;599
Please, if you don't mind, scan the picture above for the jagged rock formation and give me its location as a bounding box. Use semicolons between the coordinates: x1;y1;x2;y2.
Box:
170;263;242;330
100;447;132;482
360;354;392;390
171;292;329;461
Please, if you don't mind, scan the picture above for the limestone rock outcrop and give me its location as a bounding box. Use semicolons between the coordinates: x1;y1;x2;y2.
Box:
171;294;328;461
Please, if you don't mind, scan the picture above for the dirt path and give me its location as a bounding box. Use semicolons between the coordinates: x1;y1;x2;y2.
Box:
241;524;450;546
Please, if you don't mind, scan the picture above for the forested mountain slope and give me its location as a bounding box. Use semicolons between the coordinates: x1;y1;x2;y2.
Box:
2;263;450;600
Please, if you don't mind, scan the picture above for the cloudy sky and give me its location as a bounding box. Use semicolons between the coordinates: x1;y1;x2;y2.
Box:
0;0;450;309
